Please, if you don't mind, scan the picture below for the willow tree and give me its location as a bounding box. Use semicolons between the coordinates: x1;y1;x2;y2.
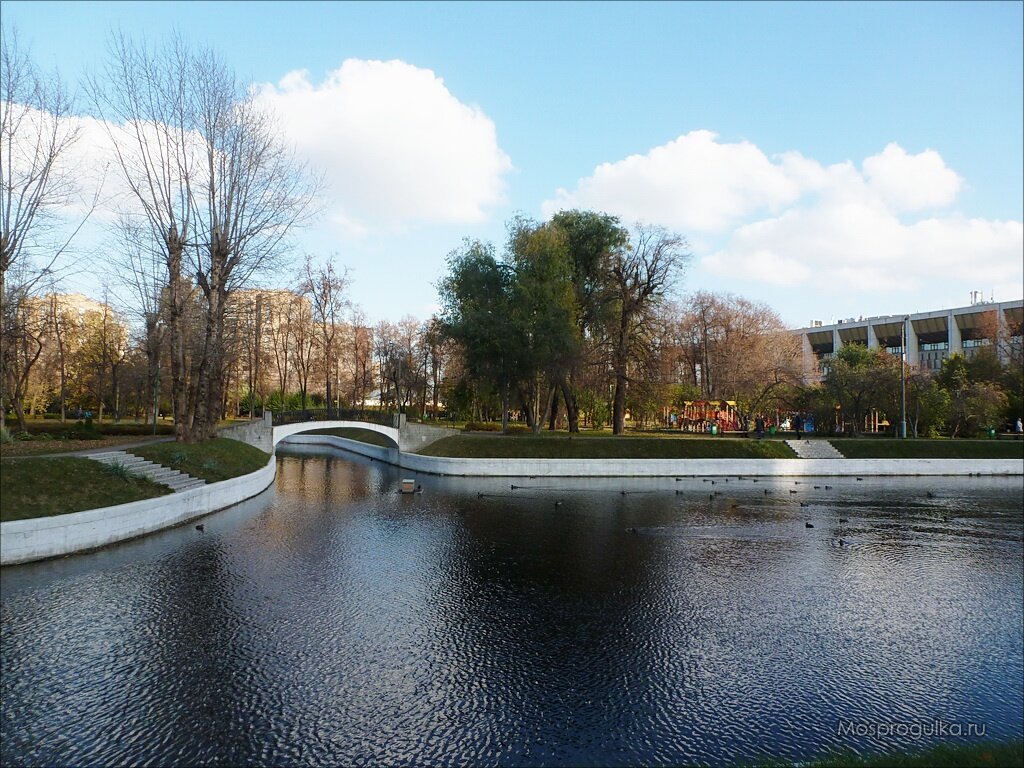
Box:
438;239;522;432
547;210;627;432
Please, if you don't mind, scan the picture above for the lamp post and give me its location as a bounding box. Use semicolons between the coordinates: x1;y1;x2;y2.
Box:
900;316;908;439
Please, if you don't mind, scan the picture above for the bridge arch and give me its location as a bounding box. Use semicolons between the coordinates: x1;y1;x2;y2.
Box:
273;420;401;449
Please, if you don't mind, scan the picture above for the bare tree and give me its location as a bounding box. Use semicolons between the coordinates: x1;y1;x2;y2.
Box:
348;306;373;409
1;25;92;430
608;224;690;434
300;255;348;416
94;34;320;441
91;32;196;439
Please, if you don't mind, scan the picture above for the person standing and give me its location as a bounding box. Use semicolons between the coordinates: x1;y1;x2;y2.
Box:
794;413;803;441
755;415;765;439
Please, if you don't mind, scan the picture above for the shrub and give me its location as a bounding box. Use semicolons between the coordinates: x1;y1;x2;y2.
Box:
463;421;501;432
100;461;139;481
0;426;12;444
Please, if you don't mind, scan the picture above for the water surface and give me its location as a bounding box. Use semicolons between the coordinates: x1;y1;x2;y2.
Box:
2;446;1022;766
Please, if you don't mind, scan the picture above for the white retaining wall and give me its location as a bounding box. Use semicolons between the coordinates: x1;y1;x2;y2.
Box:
1;455;277;566
280;434;1023;478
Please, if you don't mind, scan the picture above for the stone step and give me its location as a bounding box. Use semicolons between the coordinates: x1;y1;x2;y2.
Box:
86;451;206;492
786;439;845;459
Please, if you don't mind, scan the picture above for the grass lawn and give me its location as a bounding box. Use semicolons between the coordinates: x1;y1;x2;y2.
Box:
301;427;395;447
417;434;796;459
133;438;270;483
795;739;1023;767
832;439;1024;460
0;434;170;457
0;457;171;522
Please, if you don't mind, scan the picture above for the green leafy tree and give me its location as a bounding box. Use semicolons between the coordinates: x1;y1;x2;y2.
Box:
548;210;629;431
438;239;523;432
822;344;899;436
506;217;580;433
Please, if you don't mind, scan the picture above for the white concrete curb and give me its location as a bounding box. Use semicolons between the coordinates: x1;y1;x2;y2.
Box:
1;454;277;566
280;434;1024;478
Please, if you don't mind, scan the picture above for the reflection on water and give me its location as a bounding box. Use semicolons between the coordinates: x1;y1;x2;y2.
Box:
2;445;1022;767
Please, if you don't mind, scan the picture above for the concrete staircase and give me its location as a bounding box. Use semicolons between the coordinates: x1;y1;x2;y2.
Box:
786;439;845;459
86;451;206;493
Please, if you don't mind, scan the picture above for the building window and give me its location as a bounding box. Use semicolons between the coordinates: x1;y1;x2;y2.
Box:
963;338;991;348
920;341;948;351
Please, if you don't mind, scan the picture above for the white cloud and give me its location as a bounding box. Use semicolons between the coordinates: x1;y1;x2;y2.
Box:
256;59;512;235
549;132;1021;315
706;202;1023;297
542;130;801;232
862;143;963;212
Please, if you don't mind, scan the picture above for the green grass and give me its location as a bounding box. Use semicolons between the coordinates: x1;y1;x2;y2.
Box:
832;438;1024;460
417;434;796;459
792;739;1023;767
133;438;270;483
0;457;171;522
301;427;396;447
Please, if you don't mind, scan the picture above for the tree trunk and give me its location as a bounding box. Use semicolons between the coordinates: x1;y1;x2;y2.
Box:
561;379;580;433
613;372;628;435
542;383;558;432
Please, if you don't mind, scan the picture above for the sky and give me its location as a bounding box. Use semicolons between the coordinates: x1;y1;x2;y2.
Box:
4;0;1023;329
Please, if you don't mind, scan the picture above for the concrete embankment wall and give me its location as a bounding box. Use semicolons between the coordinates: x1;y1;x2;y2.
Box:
279;434;1024;477
1;455;277;566
219;412;274;453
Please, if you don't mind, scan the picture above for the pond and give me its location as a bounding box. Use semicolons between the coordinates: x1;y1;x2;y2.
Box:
2;445;1022;767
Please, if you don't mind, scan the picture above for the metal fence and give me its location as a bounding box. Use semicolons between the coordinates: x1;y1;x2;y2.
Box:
270;408;396;428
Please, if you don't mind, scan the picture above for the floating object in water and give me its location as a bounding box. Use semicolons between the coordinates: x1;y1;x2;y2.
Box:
401;479;417;494
800;502;809;507
824;485;832;490
805;522;814;528
626;527;638;534
856;477;863;481
814;485;821;489
764;489;770;495
926;491;935;498
195;524;204;532
789;490;797;494
838;538;846;546
839;517;849;523
554;501;562;507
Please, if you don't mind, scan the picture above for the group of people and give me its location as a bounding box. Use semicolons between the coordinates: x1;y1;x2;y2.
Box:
754;413;805;440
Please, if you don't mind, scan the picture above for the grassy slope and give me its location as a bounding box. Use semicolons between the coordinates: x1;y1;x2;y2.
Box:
795;739;1023;768
417;435;796;459
0;457;171;522
832;439;1024;459
133;438;270;483
300;427;395;447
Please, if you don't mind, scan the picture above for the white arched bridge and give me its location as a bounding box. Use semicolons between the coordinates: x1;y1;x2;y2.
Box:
271;409;456;453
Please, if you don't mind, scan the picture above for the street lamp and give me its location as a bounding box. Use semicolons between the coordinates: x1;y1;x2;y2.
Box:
900;316;908;439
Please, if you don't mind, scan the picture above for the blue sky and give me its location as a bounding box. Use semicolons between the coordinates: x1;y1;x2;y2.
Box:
4;0;1022;327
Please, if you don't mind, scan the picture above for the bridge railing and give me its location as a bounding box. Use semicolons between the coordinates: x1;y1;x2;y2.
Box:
270;408;396;428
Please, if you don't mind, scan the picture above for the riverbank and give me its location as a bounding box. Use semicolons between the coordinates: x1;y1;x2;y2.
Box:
281;433;1024;477
0;439;275;565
